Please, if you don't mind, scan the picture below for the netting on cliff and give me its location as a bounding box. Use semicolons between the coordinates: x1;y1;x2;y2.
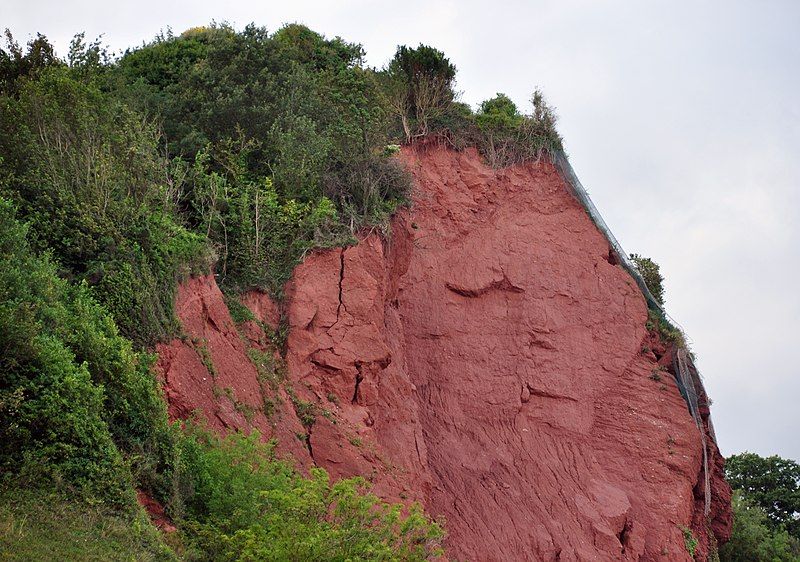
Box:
552;150;714;515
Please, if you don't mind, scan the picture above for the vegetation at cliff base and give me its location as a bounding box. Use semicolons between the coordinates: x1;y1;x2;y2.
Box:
175;428;443;561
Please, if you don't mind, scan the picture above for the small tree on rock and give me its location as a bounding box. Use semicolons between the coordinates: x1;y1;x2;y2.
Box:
383;44;456;142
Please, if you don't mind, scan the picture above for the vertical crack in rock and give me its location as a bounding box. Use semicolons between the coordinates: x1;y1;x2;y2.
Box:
618;518;631;554
336;248;346;321
352;362;363;404
305;426;315;464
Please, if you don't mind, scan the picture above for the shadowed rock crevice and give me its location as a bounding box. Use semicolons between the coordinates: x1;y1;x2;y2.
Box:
445;274;524;298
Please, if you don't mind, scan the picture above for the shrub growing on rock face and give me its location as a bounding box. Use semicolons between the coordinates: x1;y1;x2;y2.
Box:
630;254;666;306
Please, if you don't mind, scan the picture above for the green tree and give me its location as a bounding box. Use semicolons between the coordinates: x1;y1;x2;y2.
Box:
720;491;800;562
384;44;456;141
726;453;800;539
0;30;60;95
630;253;666;306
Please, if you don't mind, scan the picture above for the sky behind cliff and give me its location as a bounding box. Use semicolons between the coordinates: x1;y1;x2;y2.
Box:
7;0;799;461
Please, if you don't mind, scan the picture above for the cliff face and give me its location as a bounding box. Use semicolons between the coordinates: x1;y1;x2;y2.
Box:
156;145;731;560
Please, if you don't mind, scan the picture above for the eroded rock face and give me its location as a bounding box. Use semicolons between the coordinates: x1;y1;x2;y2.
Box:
155;275;311;465
156;145;731;561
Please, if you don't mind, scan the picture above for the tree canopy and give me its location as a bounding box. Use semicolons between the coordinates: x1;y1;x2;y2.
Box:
726;452;800;539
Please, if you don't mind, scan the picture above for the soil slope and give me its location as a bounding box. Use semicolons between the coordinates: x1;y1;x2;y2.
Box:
157;145;731;561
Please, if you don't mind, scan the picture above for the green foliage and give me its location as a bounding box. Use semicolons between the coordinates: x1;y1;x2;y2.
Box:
223;292;256;325
631;253;666;306
469;91;563;167
419;88;563;168
383;44;457;141
646;309;685;347
175;428;444;561
113;24;410;296
0;487;175;561
0;30;61;95
720;491;800;562
726;452;800;539
189;146;345;294
680;526;698;557
0;199;131;503
0;60;210;346
476;93;523;130
0;197;198;511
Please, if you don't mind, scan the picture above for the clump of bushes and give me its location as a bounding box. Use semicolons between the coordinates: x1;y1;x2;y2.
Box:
115;23;413;292
378;44;562;166
720;491;800;561
175;427;444;561
0;44;210;347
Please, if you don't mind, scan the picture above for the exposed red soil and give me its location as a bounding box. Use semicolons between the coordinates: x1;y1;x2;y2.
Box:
156;145;731;560
136;490;176;533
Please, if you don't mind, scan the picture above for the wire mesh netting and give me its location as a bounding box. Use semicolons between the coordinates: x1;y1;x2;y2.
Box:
552;150;714;514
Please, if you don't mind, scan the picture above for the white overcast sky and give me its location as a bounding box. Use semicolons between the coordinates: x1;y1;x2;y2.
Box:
6;0;799;461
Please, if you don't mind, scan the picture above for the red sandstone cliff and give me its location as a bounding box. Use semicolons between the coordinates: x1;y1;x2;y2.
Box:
156;145;731;561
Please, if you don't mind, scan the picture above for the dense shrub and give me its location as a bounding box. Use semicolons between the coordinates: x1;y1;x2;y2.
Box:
174;427;444;561
114;24;411;295
720;491;800;562
0;198;132;504
189;144;345;294
0;55;210;346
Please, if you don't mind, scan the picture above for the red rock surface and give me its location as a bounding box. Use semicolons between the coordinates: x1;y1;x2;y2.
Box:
136;490;176;533
156;145;731;560
155;275;311;465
